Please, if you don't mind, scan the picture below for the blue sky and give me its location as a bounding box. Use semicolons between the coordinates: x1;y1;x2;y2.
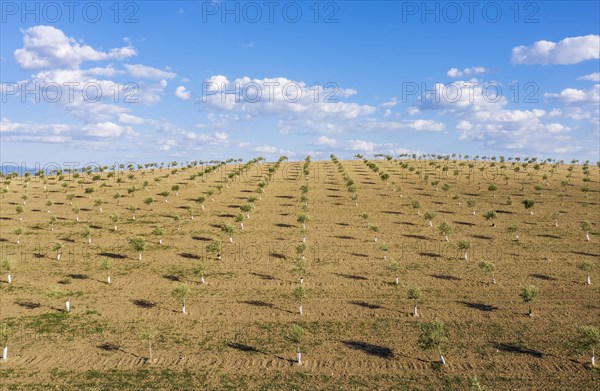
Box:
1;1;599;165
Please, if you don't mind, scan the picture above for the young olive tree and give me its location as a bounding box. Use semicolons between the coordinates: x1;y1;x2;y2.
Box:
457;240;470;260
578;261;596;285
581;221;592;242
0;323;11;360
478;260;496;284
129;236;146;261
438;221;452;242
571;325;599;367
519;285;539;317
100;258;113;285
1;257;14;284
418;320;448;365
171;284;190;314
287;323;304;366
408;287;421;317
293;285;306;316
424;211;435;227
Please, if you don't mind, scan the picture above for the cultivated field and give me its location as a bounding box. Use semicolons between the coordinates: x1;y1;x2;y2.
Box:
0;156;598;390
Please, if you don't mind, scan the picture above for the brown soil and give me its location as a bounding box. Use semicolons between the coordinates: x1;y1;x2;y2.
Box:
0;159;598;390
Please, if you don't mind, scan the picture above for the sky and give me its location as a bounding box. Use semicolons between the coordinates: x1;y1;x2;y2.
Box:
1;0;599;166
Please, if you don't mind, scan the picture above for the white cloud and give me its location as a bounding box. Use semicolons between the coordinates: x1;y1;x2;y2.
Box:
577;72;600;82
200;75;375;133
124;64;176;80
544;84;600;105
253;145;278;153
348;140;376;152
82;122;136;138
158;139;177;151
14;25;136;70
239;42;255;48
175;85;191;100
456;120;473;130
447;66;488;78
118;113;145;125
316;136;337;146
511;35;600;65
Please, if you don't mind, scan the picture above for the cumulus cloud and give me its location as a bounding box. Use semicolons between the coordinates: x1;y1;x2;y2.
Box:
315;136;337;146
447;66;488;78
348;140;376;152
578;72;600;82
14;25;136;70
175;85;192;100
544;84;600;105
511;35;600;65
124;64;176;80
200;75;375;133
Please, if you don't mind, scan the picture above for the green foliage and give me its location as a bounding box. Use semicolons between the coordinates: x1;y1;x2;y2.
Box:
417;320;447;351
129;236;146;252
578;261;595;273
221;224;234;235
570;325;600;355
478;260;495;274
206;239;221;254
407;287;421;303
0;322;11;345
437;221;452;236
286;323;304;344
47;286;67;300
483;210;497;220
100;259;113;271
171;284;190;301
1;257;14;271
522;198;535;210
519;285;539;304
457;240;470;251
293;285;306;301
297;214;309;224
580;221;592;232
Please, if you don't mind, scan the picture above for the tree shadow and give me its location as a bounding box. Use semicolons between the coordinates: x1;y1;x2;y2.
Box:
270;252;286;260
99;252;127;259
493;343;543;358
15;301;41;309
349;301;383;309
529;273;557;281
97;343;140;358
335;235;355;240
163;274;182;282
179;252;201;260
351;253;369;258
343;341;394;359
405;234;428;240
249;272;276;280
457;301;498;312
538;234;561;239
334;273;368;280
191;236;212;242
430;274;461;281
471;235;493;240
131;299;155;309
454;221;475;226
419;252;440;258
274;223;295;228
66;273;88;280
